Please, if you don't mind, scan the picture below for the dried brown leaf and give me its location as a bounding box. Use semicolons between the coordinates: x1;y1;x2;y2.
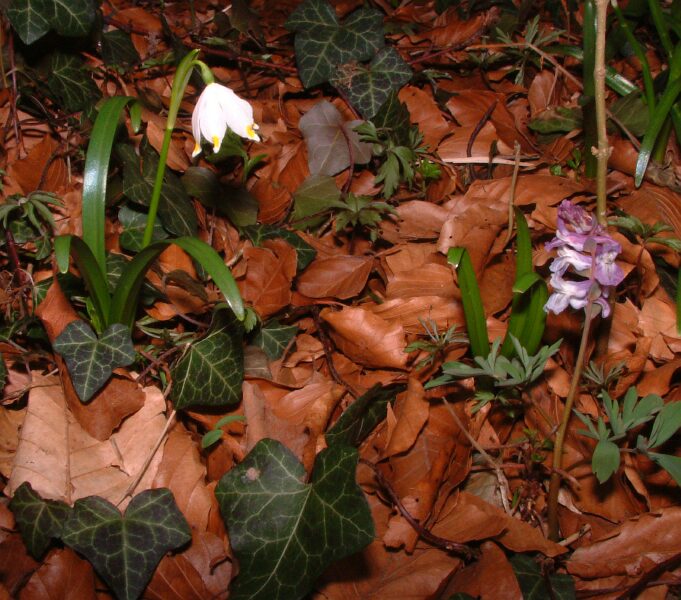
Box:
297;256;372;299
19;548;96;600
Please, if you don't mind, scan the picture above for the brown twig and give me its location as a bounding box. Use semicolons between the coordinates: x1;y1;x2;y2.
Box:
359;458;478;560
613;551;681;600
466;99;497;182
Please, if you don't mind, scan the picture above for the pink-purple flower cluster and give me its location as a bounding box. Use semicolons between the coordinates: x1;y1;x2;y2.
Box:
544;200;625;317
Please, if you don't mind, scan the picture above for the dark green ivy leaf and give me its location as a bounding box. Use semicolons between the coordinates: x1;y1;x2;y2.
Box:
53;320;136;403
509;554;576;600
51;0;95;37
242;224;317;271
325;383;405;447
9;482;71;559
286;0;384;88
47;52;100;112
170;308;244;410
118;205;167;252
331;47;413;119
7;0;95;45
0;352;6;389
252;319;298;360
101;30;140;70
371;91;413;146
216;439;374;600
290;174;345;231
61;489;191;600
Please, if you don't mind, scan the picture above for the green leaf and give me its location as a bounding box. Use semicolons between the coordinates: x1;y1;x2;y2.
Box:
170;308;244;410
290;174;345;230
216;439;374;600
610;91;650;137
332;47;413;119
52;0;95;37
53;320;136;402
201;429;225;449
286;0;384;88
447;247;490;359
509;554;576;600
253;320;298;360
648;402;681;448
592;439;621;483
61;489;191;600
218;187;260;227
6;0;51;44
47;53;99;112
181;166;221;208
118;206;167;252
527;106;582;134
9;482;71;559
326;383;405;447
648;451;681;486
101;30;140;69
371;91;412;145
242;224;317;271
0;353;6;389
299;100;372;176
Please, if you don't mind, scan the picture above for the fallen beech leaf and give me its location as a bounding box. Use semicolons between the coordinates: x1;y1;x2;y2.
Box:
322;307;409;369
7;136;67;194
297;255;373;299
382;378;429;457
0;405;25;478
438;122;500;159
398;86;451;149
0;532;39;597
20;548;96;600
7;374;167;506
385;262;456;299
380;200;451;242
369;295;465;334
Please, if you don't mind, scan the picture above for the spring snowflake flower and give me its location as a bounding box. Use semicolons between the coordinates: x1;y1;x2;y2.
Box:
192;83;260;157
544;201;625;318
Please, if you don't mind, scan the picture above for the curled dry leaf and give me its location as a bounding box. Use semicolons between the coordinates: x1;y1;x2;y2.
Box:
321;306;409;370
6;374;166;507
297;255;373;299
382;378;429;458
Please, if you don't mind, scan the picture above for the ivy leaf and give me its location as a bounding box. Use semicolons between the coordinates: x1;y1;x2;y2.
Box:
591;439;621;483
326;383;405;447
252;319;298;359
61;489;191;600
9;482;71;559
331;47;412;118
47;53;100;112
241;224;317;271
286;0;384;88
509;554;576;600
290;174;345;230
6;0;52;45
372;91;413;145
52;0;95;37
53;320;136;403
101;30;140;70
118;206;167;252
299;100;372;176
216;439;374;600
0;352;6;389
170;307;244;410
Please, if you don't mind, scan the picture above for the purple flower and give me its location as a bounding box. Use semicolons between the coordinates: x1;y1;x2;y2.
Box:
544;201;624;318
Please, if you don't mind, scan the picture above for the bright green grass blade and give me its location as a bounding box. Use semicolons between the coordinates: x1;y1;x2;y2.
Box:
447;247;489;358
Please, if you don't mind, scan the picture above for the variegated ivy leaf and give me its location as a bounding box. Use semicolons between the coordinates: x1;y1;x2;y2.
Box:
9;482;71;559
47;53;100;112
7;0;95;45
170;308;244;409
61;489;191;600
53;320;136;403
331;47;412;119
286;0;384;88
216;439;374;600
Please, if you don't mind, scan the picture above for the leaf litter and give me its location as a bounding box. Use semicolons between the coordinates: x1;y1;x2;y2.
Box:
1;0;681;598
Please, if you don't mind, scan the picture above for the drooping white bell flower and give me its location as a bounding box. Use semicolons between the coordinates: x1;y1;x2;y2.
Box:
191;82;260;157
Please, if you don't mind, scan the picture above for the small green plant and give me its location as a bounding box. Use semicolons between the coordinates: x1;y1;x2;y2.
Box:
575;387;681;485
426;336;561;414
333;193;396;241
201;415;246;449
610;212;681;253
404;318;467;370
582;360;626;396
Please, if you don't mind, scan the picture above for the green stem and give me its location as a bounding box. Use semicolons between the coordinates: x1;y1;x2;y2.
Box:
594;0;610;226
142;49;202;248
547;301;595;541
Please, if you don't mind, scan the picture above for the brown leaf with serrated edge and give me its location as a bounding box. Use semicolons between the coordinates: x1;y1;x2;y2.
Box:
152;426;217;533
398;86;451;149
6;374;166;507
240;239;296;319
442;541;522;600
19;548;96;600
297;256;372;299
382;378;429;458
321;307;408;370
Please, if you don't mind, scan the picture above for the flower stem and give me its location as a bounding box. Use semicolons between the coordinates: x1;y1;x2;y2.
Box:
142;49;201;248
547;301;595;541
593;0;611;226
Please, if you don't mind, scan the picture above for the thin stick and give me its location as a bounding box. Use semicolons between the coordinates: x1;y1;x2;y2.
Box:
116;409;177;507
503;141;522;247
440;397;512;514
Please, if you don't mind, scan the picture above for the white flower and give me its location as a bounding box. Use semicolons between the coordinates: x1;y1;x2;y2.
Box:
191;83;260;157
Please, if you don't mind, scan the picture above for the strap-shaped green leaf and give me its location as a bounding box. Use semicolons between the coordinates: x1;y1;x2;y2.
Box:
9;482;71;559
170;307;244;409
216;439;374;600
83;97;136;274
55;235;111;329
447;247;490;358
286;0;384;88
53;320;136;402
61;489;191;600
331;47;412;118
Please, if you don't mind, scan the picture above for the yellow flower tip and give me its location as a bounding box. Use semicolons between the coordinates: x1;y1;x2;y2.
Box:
246;124;260;141
191;142;202;158
212;135;222;153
